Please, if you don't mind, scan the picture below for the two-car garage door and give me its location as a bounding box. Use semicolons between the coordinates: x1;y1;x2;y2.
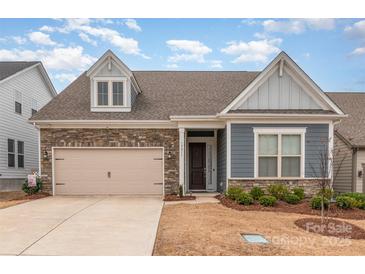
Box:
53;148;163;195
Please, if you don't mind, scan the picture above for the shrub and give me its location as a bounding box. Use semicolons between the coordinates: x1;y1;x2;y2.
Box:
292;187;305;200
341;192;365;203
22;177;42;195
358;202;365;210
317;188;334;200
268;184;289;200
225;187;243;201
259;195;277;207
310;196;329;210
284;193;301;204
336;196;358;209
237;192;254;205
249;186;264;200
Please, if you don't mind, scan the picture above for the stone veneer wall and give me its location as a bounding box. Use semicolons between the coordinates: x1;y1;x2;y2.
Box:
40;128;179;194
228;179;321;197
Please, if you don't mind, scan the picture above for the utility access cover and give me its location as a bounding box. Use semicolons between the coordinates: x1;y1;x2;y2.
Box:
241;234;269;244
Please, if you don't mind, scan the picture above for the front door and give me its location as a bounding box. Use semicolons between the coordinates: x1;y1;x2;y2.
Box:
189;143;206;190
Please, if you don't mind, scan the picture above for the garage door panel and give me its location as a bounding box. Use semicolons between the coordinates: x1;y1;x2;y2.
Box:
54;148;163;195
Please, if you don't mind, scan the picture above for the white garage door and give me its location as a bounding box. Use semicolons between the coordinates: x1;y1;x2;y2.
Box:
53;148;163;195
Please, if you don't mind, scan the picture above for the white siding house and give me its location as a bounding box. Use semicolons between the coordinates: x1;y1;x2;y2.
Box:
0;62;56;191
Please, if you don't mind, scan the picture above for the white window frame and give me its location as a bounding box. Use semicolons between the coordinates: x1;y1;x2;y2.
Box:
93;77;128;108
253;127;306;179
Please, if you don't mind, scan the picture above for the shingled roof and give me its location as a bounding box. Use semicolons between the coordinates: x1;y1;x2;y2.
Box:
0;61;39;81
31;71;260;121
327;92;365;147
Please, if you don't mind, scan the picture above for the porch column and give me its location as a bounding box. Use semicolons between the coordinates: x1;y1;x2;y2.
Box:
179;127;185;194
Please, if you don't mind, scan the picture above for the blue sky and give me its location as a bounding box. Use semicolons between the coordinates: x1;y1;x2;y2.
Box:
0;18;364;92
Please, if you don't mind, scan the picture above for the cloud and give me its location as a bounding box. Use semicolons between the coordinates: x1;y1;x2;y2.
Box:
53;73;77;83
39;25;56;32
166;63;179;69
221;38;282;63
124;19;142;32
78;33;97;46
350;47;365;56
344;20;365;40
210;60;223;69
28;31;58;46
241;19;260;26
166;39;212;63
41;19;149;58
0;46;96;71
12;36;27;45
263;19;335;34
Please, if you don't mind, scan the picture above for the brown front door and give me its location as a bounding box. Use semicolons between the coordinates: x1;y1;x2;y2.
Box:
189;143;206;190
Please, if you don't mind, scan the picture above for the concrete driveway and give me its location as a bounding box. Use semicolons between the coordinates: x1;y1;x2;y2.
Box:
0;196;163;256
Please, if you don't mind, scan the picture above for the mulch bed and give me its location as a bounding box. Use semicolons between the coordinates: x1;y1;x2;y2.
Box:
295;218;365;239
163;195;196;201
216;194;365;220
11;192;50;201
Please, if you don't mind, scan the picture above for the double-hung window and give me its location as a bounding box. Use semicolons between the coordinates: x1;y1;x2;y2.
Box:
14;91;22;114
95;78;126;107
255;128;305;178
17;141;24;168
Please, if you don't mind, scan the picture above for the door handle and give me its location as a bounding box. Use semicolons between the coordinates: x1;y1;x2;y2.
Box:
107;171;111;178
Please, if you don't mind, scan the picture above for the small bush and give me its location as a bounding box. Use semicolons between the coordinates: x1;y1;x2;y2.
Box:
268;184;289;200
237;192;254;205
358;202;365;210
225;187;243;201
310;196;329;210
317;188;334;200
336;196;358;209
22;177;42;195
341;192;365;203
249;186;264;200
284;193;301;204
259;195;277;207
292;187;305;200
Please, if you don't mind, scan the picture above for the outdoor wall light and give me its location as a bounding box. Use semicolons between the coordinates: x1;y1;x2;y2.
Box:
43;150;49;161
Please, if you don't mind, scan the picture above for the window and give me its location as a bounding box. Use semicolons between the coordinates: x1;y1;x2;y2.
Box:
7;139;15;167
112;82;124;106
31;99;38;116
97;82;109;106
14;91;22;114
93;78;127;109
17;141;24;168
255;128;305;178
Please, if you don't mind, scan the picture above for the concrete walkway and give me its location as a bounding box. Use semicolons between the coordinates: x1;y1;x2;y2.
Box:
0;196;163;256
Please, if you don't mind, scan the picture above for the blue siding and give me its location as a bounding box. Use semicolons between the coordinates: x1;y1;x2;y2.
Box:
217;128;227;192
231;124;329;178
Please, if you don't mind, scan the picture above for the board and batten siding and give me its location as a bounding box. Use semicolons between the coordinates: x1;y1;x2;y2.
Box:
217;128;227;192
230;124;329;178
0;66;54;179
237;67;321;110
333;134;353;193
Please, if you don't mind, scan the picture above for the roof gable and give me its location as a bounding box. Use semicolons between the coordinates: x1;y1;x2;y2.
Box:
221;52;344;115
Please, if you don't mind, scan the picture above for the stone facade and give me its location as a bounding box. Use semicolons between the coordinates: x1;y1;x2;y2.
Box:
228;179;321;197
40;128;179;194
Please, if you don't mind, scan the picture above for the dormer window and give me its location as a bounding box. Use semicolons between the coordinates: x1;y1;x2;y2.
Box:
87;50;141;112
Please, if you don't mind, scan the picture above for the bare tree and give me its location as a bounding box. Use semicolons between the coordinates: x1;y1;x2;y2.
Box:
309;137;349;222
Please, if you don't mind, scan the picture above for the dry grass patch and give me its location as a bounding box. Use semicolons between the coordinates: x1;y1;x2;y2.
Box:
153;203;365;256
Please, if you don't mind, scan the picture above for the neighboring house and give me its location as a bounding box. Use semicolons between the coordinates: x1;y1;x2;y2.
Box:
30;50;346;196
0;62;56;191
327;92;365;194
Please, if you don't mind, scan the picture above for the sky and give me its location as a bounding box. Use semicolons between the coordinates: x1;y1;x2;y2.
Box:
0;18;364;92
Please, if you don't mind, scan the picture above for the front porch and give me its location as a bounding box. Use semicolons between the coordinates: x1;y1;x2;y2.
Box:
178;128;227;194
